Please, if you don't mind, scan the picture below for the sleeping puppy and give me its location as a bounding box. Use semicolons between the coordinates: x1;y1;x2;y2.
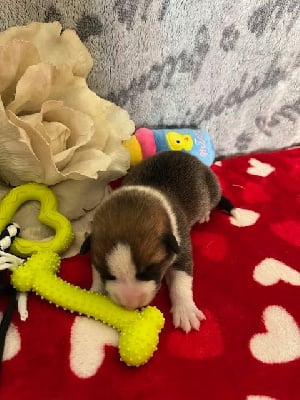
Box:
87;151;222;333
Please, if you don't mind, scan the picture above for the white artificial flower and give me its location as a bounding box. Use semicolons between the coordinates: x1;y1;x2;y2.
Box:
0;22;135;256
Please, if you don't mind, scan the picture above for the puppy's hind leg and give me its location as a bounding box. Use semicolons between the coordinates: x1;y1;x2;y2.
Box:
196;197;211;224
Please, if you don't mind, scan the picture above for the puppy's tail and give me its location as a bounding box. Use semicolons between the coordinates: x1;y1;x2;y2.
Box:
217;195;259;227
217;195;235;215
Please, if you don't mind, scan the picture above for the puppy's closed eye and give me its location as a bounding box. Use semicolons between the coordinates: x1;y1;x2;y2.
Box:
136;265;160;282
101;270;116;281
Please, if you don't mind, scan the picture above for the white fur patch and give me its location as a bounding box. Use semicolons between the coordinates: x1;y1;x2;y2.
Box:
106;277;156;310
119;185;180;245
166;269;205;332
106;242;156;309
230;208;260;227
106;243;136;281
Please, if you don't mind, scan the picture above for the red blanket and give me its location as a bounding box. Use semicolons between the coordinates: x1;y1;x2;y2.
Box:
1;148;300;400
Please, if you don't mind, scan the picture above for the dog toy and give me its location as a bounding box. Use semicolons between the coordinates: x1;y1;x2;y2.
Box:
123;127;215;167
11;251;164;366
0;223;20;252
0;183;165;367
0;223;20;368
0;183;74;257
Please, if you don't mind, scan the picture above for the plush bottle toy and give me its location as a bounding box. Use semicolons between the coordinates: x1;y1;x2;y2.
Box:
123;127;215;167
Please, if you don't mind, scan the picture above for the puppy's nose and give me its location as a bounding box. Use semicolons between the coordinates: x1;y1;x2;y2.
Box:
120;295;147;310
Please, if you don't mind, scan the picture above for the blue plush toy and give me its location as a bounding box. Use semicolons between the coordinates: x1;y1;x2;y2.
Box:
123;127;215;167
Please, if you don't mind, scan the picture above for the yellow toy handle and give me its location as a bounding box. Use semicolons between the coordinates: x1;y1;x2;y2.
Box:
0;183;74;256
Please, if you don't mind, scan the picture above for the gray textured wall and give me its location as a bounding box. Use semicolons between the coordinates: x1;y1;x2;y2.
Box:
1;0;300;157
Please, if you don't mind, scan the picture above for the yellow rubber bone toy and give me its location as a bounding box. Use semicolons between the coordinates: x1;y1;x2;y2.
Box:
11;251;164;367
0;183;165;367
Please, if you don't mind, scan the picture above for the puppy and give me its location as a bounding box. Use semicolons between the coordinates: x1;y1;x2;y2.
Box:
87;151;222;332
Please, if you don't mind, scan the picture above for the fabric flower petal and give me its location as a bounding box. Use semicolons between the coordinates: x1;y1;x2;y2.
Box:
0;108;42;185
7;63;62;115
0;21;92;78
7;110;61;184
52;178;110;220
61;148;111;179
0;40;40;106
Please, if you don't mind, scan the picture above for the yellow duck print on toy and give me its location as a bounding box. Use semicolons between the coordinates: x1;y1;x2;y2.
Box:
166;131;193;151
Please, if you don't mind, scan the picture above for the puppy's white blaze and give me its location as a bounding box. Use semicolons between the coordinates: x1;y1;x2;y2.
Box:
118;185;180;245
106;242;156;309
106;242;136;281
106;279;157;310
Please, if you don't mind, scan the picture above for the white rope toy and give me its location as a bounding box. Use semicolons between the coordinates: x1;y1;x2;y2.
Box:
0;223;28;320
0;223;24;269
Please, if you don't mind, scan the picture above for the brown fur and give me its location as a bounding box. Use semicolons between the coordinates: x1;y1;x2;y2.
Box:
123;151;221;226
91;189;175;284
91;151;221;288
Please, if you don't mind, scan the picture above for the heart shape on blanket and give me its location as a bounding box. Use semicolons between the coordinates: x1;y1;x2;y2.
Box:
70;316;119;378
247;396;277;400
253;258;300;286
167;310;223;360
250;305;300;364
1;314;21;362
247;158;275;177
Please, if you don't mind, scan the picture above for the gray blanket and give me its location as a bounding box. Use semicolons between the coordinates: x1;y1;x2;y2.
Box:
1;0;300;157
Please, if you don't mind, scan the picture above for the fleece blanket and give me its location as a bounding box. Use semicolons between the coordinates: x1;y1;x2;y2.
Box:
1;0;299;157
1;147;300;400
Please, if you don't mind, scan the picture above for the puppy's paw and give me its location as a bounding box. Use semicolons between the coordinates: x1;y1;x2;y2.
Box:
171;301;206;333
198;212;210;224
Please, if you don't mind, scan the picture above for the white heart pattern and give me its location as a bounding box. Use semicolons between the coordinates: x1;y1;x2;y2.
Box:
250;305;300;364
214;161;222;167
70;316;119;378
253;258;300;286
247;158;275;177
230;208;260;227
69;265;119;378
247;396;277;400
0;314;21;361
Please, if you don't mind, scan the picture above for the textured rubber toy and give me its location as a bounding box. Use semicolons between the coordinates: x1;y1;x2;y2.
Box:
11;251;165;367
0;183;74;257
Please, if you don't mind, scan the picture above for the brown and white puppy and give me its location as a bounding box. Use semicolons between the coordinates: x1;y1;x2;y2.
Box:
88;151;222;332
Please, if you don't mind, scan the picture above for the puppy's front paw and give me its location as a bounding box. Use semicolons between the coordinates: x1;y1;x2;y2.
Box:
171;301;206;333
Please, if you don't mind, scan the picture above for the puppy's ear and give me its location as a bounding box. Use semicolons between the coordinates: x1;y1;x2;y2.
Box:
162;233;180;254
80;234;91;254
